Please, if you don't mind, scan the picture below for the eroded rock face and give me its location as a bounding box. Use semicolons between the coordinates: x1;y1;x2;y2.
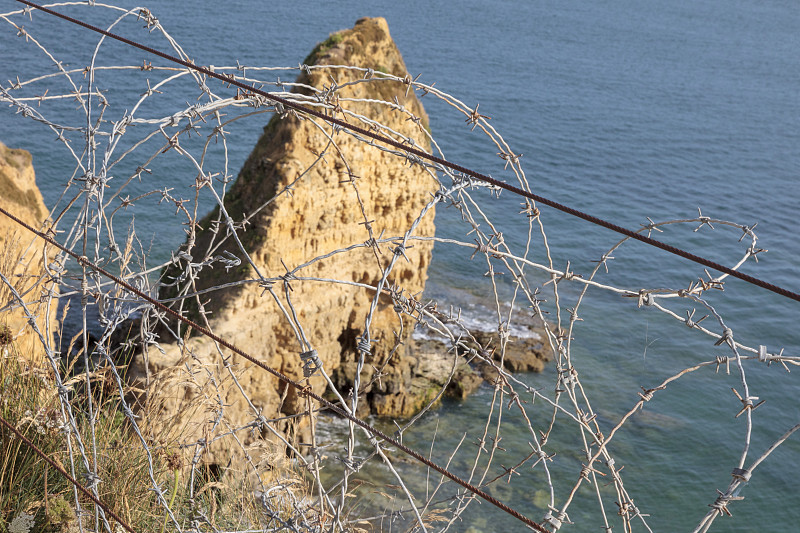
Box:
0;141;57;361
135;18;438;463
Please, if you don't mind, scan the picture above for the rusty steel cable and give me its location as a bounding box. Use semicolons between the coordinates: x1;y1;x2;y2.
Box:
0;411;138;533
0;204;550;532
12;0;800;305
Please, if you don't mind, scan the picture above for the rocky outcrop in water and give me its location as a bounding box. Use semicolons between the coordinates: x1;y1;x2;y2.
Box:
0;141;57;360
133;18;444;461
132;19;554;471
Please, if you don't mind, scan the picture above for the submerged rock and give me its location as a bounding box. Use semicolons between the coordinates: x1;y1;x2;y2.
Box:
414;325;552;400
471;330;550;374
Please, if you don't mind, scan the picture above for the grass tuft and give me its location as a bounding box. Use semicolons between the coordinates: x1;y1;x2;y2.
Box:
1;237;309;532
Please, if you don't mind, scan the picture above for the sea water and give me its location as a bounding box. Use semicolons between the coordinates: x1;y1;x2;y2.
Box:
0;0;798;530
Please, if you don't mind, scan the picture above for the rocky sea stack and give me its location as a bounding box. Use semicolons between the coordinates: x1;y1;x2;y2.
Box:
133;18;447;462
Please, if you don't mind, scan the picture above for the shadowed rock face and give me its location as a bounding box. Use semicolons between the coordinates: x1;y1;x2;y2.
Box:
137;18;440;463
0;141;57;361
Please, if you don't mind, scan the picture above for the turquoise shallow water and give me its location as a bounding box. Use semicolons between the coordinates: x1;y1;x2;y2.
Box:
1;1;799;530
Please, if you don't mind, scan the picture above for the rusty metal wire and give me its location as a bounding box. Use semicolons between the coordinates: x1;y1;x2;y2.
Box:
0;410;137;533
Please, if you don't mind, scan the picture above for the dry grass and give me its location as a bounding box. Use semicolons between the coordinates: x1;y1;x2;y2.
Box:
0;235;311;532
0;336;168;531
0;327;314;532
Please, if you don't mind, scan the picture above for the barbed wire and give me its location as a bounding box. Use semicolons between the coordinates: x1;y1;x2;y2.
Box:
11;0;800;304
0;3;798;533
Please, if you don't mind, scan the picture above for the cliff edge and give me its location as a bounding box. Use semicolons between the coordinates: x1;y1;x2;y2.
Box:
0;141;57;361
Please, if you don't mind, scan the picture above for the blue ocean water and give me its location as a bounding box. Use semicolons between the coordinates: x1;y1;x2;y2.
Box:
1;1;798;531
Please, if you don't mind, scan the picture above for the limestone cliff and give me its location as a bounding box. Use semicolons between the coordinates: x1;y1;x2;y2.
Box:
135;18;441;463
0;141;57;360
